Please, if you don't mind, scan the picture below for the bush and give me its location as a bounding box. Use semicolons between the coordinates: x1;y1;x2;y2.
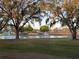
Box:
21;25;33;32
40;25;49;32
35;18;40;22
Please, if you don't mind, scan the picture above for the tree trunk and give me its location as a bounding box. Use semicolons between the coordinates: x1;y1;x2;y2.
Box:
15;19;20;40
15;27;19;40
72;28;77;40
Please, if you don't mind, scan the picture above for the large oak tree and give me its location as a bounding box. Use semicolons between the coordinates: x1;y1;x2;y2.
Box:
62;2;79;40
0;0;39;39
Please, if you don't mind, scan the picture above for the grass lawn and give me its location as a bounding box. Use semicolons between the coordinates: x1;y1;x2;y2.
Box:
0;39;79;59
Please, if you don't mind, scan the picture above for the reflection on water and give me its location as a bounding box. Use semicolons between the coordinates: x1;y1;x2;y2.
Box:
0;36;15;39
0;35;70;39
0;31;71;39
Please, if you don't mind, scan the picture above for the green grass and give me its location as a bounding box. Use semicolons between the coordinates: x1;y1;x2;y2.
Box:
0;39;79;59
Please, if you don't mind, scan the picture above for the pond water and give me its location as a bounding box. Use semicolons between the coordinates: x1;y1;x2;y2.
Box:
0;35;70;39
0;31;71;39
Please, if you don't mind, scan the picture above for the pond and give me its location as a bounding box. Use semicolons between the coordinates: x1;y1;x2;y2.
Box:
0;35;70;39
0;31;71;39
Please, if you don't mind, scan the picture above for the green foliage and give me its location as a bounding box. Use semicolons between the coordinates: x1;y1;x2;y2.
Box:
62;18;67;26
3;0;9;6
22;25;33;32
35;18;40;22
40;25;49;32
0;13;3;18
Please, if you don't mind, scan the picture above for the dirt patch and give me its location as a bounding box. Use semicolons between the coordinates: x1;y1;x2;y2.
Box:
0;52;70;59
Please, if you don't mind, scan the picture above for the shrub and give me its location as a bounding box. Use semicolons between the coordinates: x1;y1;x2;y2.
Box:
40;25;49;32
35;18;40;22
21;25;33;32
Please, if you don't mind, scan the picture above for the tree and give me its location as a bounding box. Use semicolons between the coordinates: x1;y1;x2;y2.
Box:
0;0;40;39
61;2;79;40
48;2;79;40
